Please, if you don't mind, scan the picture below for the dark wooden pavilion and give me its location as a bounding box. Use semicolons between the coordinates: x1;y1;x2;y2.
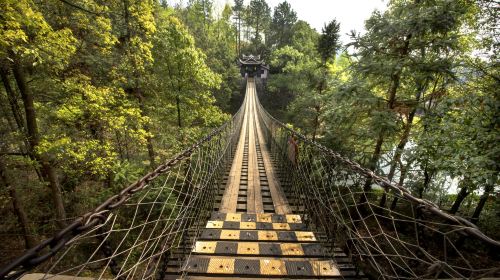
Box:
238;55;269;79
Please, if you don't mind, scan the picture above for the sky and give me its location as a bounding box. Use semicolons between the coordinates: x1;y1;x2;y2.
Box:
172;0;389;43
240;0;388;43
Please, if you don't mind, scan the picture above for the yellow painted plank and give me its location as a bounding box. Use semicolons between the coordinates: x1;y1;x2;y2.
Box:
220;230;240;240
226;213;242;222
280;243;304;256
194;241;217;254
206;221;223;228
207;258;235;274
286;215;302;223
272;223;291;230
237;242;260;255
258;230;278;241
260;259;287;275
256;213;273;222
311;260;341;276
296;231;317;241
240;222;256;229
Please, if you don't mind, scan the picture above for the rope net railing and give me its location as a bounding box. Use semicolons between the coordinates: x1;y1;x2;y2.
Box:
0;105;245;280
2;78;499;280
254;83;500;279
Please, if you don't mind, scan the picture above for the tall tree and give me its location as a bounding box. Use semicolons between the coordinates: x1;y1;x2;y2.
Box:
113;0;157;167
268;1;297;49
233;0;244;55
345;0;474;197
266;20;319;120
247;0;271;45
0;0;77;228
311;19;341;141
184;0;214;50
152;12;227;145
317;20;340;65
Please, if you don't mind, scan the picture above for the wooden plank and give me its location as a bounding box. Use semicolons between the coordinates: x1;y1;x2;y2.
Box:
209;213;302;223
183;257;341;277
220;84;250;213
246;91;256;213
246;80;264;213
251;80;292;214
203;221;306;231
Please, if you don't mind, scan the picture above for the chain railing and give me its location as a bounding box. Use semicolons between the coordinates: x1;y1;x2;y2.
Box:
0;104;245;280
254;82;500;279
2;77;499;280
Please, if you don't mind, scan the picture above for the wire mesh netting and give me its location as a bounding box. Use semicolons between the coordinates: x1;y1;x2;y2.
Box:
1;78;499;280
255;88;500;279
0;106;244;280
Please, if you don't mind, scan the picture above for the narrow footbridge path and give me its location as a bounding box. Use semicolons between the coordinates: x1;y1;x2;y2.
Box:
1;78;499;280
180;79;350;279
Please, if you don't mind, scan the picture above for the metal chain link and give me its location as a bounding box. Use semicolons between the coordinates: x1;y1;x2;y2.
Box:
2;84;498;279
258;102;500;248
0;115;238;279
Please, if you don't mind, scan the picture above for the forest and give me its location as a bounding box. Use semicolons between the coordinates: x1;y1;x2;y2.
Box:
0;0;498;267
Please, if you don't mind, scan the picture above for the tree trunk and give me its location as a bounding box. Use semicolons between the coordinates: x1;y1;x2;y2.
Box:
11;61;67;228
255;18;260;41
387;72;401;110
312;106;320;142
389;160;411;210
0;90;16;132
312;71;326;142
1;68;43;180
379;188;388;208
363;132;385;192
134;90;156;168
1;68;25;131
470;185;493;224
176;95;182;128
145;132;155;167
388;112;416;181
123;0;130;41
379;67;428;206
359;132;385;205
449;183;470;214
237;15;241;55
419;167;432;198
364;69;401;195
379;110;416;207
121;0;155;168
0;159;37;249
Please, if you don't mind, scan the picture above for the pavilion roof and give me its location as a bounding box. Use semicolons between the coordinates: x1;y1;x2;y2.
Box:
239;54;264;65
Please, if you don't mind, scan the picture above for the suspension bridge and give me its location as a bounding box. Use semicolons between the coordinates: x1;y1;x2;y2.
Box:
0;73;499;279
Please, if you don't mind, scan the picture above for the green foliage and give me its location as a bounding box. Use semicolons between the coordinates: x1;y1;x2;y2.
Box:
317;20;340;63
265;0;497;226
0;0;239;254
0;0;77;69
112;160;145;186
415;70;499;188
152;12;228;133
247;0;271;43
267;1;297;49
0;0;497;260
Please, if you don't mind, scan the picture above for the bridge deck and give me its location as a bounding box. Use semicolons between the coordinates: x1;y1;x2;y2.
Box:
164;79;366;279
220;78;291;214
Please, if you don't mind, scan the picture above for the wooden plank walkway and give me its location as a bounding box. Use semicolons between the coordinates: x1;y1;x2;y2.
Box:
164;78;366;279
219;88;249;213
220;78;290;214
